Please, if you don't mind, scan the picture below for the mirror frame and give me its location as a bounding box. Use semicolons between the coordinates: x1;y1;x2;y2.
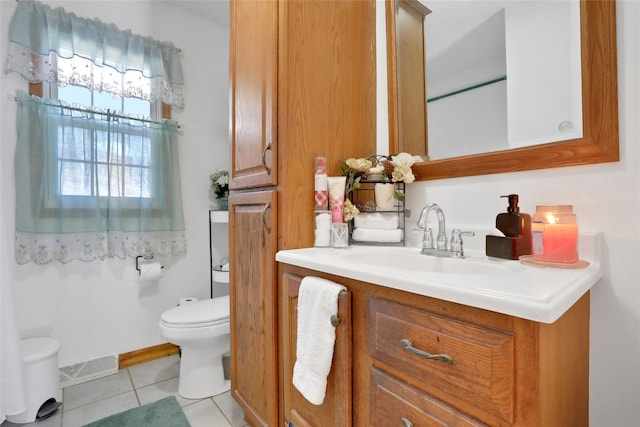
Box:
387;0;618;180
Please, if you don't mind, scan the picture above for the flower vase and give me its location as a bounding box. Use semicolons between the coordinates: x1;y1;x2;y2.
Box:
217;196;229;211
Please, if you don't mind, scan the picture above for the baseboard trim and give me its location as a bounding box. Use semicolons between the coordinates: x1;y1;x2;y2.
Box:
119;343;179;369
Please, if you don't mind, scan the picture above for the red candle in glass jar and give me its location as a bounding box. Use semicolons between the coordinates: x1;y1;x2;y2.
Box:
532;205;578;263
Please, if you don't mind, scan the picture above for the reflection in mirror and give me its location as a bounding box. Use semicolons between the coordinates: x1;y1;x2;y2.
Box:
426;8;508;159
386;0;430;158
386;0;618;181
425;1;582;160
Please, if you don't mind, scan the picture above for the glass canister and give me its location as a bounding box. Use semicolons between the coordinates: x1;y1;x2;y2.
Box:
531;205;578;263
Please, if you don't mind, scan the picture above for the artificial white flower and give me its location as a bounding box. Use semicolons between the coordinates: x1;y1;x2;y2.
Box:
346;157;373;172
343;199;360;221
390;152;417;170
392;166;415;183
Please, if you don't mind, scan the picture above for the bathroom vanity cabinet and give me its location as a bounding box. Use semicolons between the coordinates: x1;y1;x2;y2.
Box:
228;0;376;425
280;273;352;426
277;263;590;427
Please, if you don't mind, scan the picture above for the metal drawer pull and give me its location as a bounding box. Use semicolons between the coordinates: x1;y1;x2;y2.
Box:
262;202;271;233
400;339;452;364
262;143;272;175
401;418;413;427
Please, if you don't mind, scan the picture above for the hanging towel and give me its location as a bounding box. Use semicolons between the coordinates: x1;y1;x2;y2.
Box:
292;277;346;405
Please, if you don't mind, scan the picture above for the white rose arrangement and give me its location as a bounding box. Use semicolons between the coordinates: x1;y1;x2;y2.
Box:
339;153;418;219
209;168;229;199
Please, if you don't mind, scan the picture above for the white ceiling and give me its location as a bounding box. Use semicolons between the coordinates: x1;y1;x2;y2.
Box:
163;0;229;28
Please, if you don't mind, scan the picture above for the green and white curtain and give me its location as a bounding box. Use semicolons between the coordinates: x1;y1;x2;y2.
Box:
6;0;187;264
15;93;186;264
14;92;187;264
4;0;185;108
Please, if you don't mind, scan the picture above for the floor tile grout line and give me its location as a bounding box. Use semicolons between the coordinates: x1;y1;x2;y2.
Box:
211;397;234;427
125;367;142;407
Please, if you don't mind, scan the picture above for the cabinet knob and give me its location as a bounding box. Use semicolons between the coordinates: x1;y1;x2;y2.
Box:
330;315;340;327
400;339;452;364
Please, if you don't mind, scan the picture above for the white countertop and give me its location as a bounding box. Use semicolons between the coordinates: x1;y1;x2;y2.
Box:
275;232;602;323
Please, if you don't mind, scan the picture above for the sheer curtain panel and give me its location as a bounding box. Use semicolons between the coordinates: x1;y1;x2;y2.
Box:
14;92;186;264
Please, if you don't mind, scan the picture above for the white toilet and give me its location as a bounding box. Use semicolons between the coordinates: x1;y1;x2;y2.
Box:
159;296;230;399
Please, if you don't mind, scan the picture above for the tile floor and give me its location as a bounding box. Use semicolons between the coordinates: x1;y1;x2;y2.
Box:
1;355;249;427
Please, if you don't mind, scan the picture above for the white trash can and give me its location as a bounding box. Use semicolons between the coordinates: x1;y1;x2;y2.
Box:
6;337;62;423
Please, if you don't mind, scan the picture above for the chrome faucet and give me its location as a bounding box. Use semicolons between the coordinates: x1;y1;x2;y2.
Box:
417;203;474;258
417;203;448;255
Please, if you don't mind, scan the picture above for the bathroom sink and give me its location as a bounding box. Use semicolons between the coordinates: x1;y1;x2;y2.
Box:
275;232;602;324
342;249;517;275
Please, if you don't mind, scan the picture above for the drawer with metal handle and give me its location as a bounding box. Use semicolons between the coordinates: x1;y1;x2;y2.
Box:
370;367;488;427
369;297;515;424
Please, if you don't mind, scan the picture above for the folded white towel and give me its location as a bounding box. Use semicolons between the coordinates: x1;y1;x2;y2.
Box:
354;213;399;230
293;277;346;405
352;227;403;243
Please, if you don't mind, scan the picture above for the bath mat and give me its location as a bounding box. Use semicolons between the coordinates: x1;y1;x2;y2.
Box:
84;396;190;427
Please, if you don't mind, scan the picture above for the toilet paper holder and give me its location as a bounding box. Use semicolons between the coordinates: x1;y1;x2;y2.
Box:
135;255;164;275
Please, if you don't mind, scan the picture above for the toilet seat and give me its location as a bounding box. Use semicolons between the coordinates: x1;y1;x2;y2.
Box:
160;296;229;328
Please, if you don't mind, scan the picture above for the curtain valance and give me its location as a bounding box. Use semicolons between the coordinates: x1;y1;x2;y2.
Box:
4;0;185;109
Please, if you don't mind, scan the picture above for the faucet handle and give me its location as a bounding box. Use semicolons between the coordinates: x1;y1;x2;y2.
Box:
450;229;475;258
422;227;434;250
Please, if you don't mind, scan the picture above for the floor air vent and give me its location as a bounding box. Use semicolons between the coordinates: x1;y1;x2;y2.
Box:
59;354;119;388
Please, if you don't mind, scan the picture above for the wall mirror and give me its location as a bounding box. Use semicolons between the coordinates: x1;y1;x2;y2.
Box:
386;0;618;181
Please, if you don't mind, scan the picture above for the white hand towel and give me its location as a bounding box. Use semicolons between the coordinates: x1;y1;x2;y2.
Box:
354;213;399;230
292;277;346;405
352;227;403;243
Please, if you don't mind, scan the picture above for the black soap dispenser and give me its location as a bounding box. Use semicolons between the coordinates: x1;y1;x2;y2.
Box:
485;194;532;260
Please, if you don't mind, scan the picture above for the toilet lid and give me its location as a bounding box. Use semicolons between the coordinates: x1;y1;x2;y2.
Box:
161;296;230;327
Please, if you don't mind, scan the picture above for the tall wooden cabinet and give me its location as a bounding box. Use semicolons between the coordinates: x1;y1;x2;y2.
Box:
228;1;376;425
228;190;278;427
229;0;277;190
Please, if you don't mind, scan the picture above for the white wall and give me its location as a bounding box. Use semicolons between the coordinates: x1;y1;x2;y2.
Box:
401;2;639;425
0;0;230;366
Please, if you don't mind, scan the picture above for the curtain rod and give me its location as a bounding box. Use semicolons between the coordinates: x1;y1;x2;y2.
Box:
14;96;182;129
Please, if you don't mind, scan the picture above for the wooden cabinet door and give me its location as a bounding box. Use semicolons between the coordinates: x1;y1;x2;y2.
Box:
229;190;278;427
229;0;278;190
281;273;352;427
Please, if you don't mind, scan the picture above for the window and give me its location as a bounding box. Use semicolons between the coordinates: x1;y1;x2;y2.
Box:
40;55;165;203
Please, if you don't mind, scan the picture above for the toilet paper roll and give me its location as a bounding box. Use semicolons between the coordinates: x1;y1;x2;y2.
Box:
138;262;163;281
179;297;198;305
